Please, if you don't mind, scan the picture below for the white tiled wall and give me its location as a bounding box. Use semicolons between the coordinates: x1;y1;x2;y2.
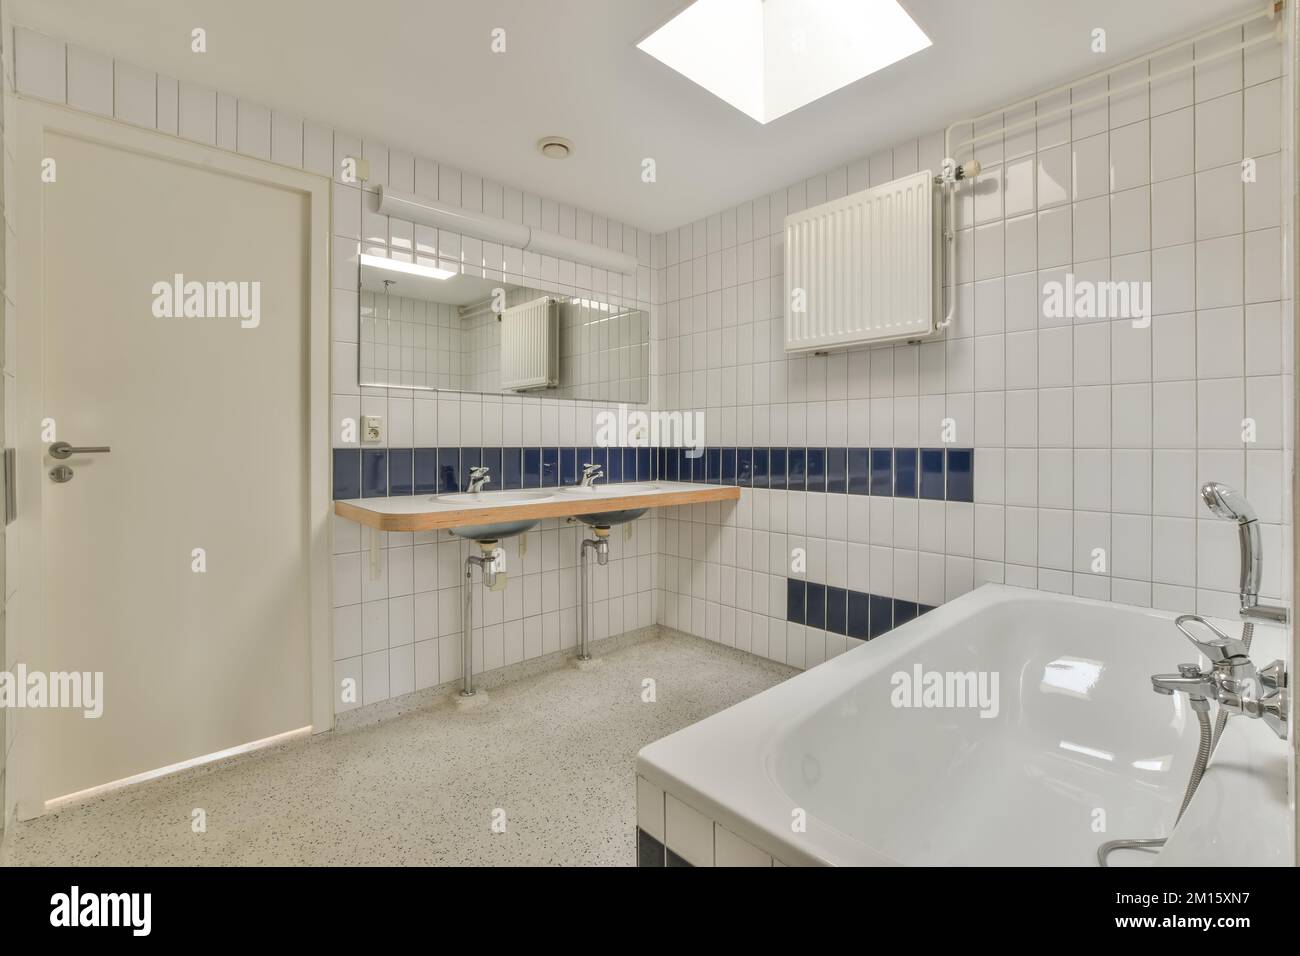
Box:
9;25;658;717
650;18;1293;669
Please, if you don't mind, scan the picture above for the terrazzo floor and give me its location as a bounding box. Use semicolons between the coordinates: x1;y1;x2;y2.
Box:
0;631;794;866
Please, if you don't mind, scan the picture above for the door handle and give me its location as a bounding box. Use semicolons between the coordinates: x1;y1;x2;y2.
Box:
48;441;111;460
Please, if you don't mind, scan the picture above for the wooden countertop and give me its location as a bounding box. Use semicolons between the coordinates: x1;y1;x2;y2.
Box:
333;481;740;532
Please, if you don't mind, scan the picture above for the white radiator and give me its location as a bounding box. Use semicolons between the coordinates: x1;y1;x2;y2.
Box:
500;295;559;391
784;169;939;353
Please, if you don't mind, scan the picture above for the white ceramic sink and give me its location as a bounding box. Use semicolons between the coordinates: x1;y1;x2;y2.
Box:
558;482;662;498
559;483;662;526
435;489;554;506
434;488;553;540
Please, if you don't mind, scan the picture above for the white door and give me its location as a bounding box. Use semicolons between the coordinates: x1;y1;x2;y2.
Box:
17;103;331;805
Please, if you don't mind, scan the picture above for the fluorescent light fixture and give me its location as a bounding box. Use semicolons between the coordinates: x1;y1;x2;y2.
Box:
637;0;931;123
359;253;456;280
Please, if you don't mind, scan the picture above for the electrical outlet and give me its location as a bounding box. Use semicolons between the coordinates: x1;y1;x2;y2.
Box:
362;415;383;443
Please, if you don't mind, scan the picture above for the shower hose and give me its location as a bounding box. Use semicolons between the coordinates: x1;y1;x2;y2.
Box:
1095;622;1253;867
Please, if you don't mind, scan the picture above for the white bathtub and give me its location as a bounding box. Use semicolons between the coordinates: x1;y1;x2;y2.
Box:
636;585;1292;866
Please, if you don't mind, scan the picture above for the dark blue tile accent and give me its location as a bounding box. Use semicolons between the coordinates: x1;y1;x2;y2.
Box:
848;447;871;495
870;449;892;496
438;447;460;493
826;587;847;639
847;590;870;639
523;447;542;487
414;448;439;494
806;447;826;493
786;578;806;625
919;604;936;616
502;447;522;490
333;444;970;500
920;448;945;500
826;447;847;494
685;448;703;481
361;449;387;498
769;448;787;491
786;447;806;491
947;448;974;502
752;447;769;488
542;447;560;486
332;448;360;500
826;586;847;635
869;594;893;639
805;582;825;630
388;448;414;496
894;600;919;627
894;448;918;498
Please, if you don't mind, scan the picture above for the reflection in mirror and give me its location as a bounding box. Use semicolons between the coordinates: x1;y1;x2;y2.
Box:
358;258;649;403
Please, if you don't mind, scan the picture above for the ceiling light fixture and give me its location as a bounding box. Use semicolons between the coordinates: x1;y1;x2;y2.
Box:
537;136;574;159
637;0;931;124
359;253;456;281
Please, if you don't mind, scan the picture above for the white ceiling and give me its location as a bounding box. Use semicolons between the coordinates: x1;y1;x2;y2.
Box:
14;0;1259;232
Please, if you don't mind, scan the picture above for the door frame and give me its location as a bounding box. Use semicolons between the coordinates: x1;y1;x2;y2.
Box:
12;97;334;818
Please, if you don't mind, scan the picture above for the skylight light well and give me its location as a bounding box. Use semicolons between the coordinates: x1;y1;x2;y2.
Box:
637;0;932;124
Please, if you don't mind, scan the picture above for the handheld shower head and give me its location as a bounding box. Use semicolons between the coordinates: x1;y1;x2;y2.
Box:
1200;482;1257;524
1200;481;1268;618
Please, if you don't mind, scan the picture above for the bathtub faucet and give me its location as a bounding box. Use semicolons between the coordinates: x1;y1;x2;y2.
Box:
1150;614;1289;740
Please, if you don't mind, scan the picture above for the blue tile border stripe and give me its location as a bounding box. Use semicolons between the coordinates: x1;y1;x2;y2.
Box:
787;577;934;641
332;445;975;503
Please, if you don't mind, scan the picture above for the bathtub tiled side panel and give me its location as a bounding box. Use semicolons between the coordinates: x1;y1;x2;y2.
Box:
664;792;714;866
636;775;777;867
714;824;773;867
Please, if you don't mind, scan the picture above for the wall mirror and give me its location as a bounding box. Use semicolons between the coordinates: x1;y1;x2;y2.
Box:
357;258;649;403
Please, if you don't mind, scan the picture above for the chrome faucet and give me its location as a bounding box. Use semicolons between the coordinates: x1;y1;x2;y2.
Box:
580;462;604;488
1201;482;1287;623
1152;614;1289;740
467;465;491;494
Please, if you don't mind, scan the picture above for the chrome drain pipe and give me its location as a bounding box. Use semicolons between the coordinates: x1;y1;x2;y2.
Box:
461;540;503;697
578;527;610;661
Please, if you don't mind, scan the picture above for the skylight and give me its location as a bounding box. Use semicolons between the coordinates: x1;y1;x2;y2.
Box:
637;0;932;124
